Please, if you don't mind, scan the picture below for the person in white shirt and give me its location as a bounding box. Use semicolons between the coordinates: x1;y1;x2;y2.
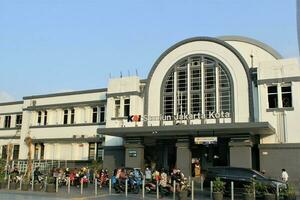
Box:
281;168;289;183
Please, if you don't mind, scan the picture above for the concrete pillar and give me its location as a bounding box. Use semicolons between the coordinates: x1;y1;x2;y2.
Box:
229;141;253;168
125;143;144;169
176;138;192;177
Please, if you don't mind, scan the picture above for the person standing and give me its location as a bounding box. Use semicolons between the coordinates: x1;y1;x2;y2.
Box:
281;169;289;183
145;168;152;182
194;159;201;183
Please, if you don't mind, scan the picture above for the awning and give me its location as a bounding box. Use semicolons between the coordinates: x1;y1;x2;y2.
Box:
97;122;275;138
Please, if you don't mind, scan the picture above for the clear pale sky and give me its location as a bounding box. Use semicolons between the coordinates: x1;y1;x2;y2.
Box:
0;0;298;102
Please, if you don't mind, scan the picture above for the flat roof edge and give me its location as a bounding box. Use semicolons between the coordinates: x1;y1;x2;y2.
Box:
0;101;24;106
23;88;107;100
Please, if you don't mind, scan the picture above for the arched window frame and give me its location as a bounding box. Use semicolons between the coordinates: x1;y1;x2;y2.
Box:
161;54;234;120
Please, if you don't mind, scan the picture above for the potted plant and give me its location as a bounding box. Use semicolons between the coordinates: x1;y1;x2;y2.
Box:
282;185;296;200
243;182;255;200
176;178;191;200
21;176;30;191
46;176;56;193
9;175;17;190
213;177;225;200
257;182;275;200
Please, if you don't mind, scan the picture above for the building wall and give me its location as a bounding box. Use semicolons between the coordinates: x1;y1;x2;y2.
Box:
257;58;300;143
146;40;250;125
259;144;300;182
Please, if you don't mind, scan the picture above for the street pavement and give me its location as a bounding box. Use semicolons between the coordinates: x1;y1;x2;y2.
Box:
1;185;300;200
0;184;213;200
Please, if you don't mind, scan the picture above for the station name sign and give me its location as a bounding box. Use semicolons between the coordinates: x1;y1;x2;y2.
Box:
128;111;231;122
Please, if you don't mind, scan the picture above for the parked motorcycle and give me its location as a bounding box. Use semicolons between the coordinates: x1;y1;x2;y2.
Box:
114;176;140;194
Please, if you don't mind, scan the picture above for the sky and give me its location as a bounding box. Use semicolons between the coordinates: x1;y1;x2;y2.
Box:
0;0;298;102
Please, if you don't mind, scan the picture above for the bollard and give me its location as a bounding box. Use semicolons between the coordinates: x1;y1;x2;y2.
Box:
67;177;70;194
80;178;83;195
210;181;213;199
188;176;191;185
156;180;159;199
142;177;145;199
200;176;204;191
56;178;58;193
276;183;279;200
125;179;128;198
7;174;10;189
231;181;234;200
20;176;22;190
253;181;256;199
191;180;194;200
31;172;34;191
109;179;112;195
44;176;47;192
173;180;176;200
95;178;97;196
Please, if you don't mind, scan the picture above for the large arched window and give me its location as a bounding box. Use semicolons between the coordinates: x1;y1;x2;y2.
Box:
162;55;232;118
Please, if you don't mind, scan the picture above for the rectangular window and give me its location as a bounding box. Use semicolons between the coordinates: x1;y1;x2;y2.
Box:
4;116;11;128
177;93;187;115
1;145;7;159
164;95;174;116
16;115;22;127
63;110;68;124
268;86;278;108
281;86;292;108
92;107;98;123
70;109;75;124
100;106;105;122
177;70;187;91
205;92;216;117
13;145;19;160
205;65;216;90
191;93;201;114
44;111;47;125
88;143;96;160
115;100;120;117
40;144;44;160
124;99;130;117
34;144;39;160
37;111;42;125
97;145;104;161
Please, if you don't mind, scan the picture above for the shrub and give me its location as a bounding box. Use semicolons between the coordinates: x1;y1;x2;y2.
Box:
213;177;225;193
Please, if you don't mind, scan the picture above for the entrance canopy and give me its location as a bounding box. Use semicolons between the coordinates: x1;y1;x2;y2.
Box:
98;122;275;138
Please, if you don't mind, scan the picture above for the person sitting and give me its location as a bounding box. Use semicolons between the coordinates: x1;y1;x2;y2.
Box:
34;167;43;183
119;168;128;185
10;165;19;175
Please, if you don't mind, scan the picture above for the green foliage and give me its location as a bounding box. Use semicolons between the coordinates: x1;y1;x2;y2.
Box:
255;181;272;194
213;177;225;193
0;159;6;182
90;160;103;171
179;178;191;192
281;185;296;198
22;175;30;184
244;182;254;194
47;176;55;184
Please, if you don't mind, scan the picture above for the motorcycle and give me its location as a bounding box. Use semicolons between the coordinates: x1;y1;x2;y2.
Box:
145;180;172;196
114;176;140;194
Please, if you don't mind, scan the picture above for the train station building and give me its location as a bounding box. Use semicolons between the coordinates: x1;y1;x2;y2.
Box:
1;36;300;179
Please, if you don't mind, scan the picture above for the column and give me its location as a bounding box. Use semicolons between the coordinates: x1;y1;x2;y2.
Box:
229;140;253;168
124;138;144;169
176;138;192;177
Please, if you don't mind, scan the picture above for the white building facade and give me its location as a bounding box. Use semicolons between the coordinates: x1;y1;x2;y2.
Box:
1;36;300;179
